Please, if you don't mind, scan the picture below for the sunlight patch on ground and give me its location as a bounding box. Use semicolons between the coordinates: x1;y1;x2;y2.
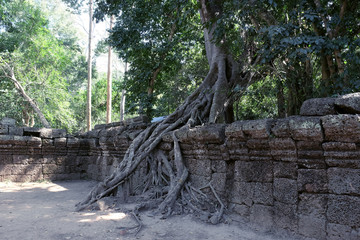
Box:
0;182;68;193
79;212;127;223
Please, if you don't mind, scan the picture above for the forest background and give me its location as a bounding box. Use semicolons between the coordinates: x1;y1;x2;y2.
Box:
0;0;359;133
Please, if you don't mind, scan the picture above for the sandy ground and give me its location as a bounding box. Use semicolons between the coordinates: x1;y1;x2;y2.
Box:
0;180;297;240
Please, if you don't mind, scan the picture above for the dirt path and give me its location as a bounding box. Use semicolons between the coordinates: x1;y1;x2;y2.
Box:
0;180;297;240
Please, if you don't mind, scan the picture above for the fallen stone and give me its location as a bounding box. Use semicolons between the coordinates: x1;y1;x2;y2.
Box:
335;92;360;114
300;97;337;116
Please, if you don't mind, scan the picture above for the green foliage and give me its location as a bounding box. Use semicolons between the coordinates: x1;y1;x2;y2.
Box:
92;0;205;119
0;0;88;132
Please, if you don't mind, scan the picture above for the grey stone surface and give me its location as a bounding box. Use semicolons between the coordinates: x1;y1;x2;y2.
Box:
298;169;328;193
335;92;360;114
298;215;326;240
327;195;360;227
300;97;337;116
273;178;298;204
328;168;360;195
289;116;323;141
1;117;16;125
321;114;360;142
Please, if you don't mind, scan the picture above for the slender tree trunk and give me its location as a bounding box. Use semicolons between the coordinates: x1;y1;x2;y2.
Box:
87;0;93;131
4;65;50;128
120;89;126;121
106;15;114;124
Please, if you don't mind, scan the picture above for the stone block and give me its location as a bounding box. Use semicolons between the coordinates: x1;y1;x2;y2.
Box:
181;124;226;144
328;168;360;195
43;164;65;174
1;117;16;125
253;182;273;205
54;138;67;147
249;204;273;230
229;203;250;217
289;116;323;141
321;114;360;142
270;119;291;138
0;155;13;164
273;178;297;204
26;137;42;147
273;162;297;179
335;92;360;114
300;97;337;116
298;193;327;218
246;139;270;149
298;169;327;193
231;181;254;206
211;172;227;193
242;119;273;139
8;126;23;136
327;223;352;240
211;160;227;173
298;215;326;240
225;121;246;140
327;195;360;227
273;201;298;232
325;158;360;168
234;161;273;182
188;174;211;189
186;158;211;176
0;125;8;134
323;142;357;151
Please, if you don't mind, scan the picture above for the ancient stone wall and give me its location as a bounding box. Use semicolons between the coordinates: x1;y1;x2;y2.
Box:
159;114;360;239
0;116;148;182
1;93;360;239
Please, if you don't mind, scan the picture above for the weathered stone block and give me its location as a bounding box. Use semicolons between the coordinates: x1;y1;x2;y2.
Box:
289;116;323;141
242;119;273;139
327;223;352;240
231;181;254;206
274;201;298;232
298;215;326;240
186;158;211;176
234;161;273;182
327;195;360;227
335;92;360;114
298;169;327;193
249;204;273;230
225;121;246;140
0;155;13;164
26;136;42;147
181;124;226;143
1;117;15;125
211;160;227;173
211;172;227;193
188;174;211;189
321;114;360;142
246;139;270;149
300;97;337;116
270;119;291;138
229;203;250;217
0;125;8;134
54;138;67;147
253;183;273;205
274;162;297;179
273;178;297;204
328;168;360;195
323;142;357;151
298;193;327;218
43;164;65;174
8;126;23;136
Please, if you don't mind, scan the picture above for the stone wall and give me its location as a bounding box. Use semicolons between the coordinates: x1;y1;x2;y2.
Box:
1;94;360;239
0;116;148;182
158;114;360;239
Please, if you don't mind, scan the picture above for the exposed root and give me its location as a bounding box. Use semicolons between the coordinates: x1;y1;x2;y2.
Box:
117;211;143;236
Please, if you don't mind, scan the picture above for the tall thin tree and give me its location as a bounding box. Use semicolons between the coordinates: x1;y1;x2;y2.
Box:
86;0;93;131
106;15;114;124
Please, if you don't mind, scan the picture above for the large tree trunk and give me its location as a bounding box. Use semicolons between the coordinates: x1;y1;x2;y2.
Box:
75;0;256;224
